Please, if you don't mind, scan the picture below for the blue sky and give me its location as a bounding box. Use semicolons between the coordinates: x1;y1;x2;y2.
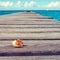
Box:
0;0;60;10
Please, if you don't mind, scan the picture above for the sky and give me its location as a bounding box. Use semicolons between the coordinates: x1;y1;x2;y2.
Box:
0;0;60;10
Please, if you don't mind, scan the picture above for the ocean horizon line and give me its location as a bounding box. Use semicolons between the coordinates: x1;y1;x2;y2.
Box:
0;10;60;21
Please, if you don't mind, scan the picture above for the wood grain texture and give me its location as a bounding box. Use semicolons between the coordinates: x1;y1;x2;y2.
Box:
0;12;60;40
0;40;60;56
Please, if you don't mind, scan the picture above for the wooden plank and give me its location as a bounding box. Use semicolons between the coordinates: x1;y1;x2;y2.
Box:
0;25;60;28
0;40;60;56
0;20;56;24
1;17;52;19
0;28;60;32
0;19;56;21
0;22;59;24
0;33;60;39
0;56;60;60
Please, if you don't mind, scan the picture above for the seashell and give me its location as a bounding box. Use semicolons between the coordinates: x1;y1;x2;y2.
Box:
12;39;24;48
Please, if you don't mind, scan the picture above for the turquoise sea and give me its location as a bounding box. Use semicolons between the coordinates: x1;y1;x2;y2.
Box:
0;10;60;21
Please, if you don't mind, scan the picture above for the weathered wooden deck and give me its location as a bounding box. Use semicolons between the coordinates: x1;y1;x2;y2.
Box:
0;40;60;60
0;12;60;39
0;40;60;56
0;12;60;60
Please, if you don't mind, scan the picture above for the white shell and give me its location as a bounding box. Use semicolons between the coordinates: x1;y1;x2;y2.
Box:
12;40;19;47
12;40;23;47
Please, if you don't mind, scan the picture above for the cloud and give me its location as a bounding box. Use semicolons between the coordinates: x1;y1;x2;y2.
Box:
0;1;37;9
0;1;13;7
24;2;28;8
0;1;22;8
15;1;22;7
0;1;36;9
29;1;36;7
47;1;60;8
24;1;36;8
